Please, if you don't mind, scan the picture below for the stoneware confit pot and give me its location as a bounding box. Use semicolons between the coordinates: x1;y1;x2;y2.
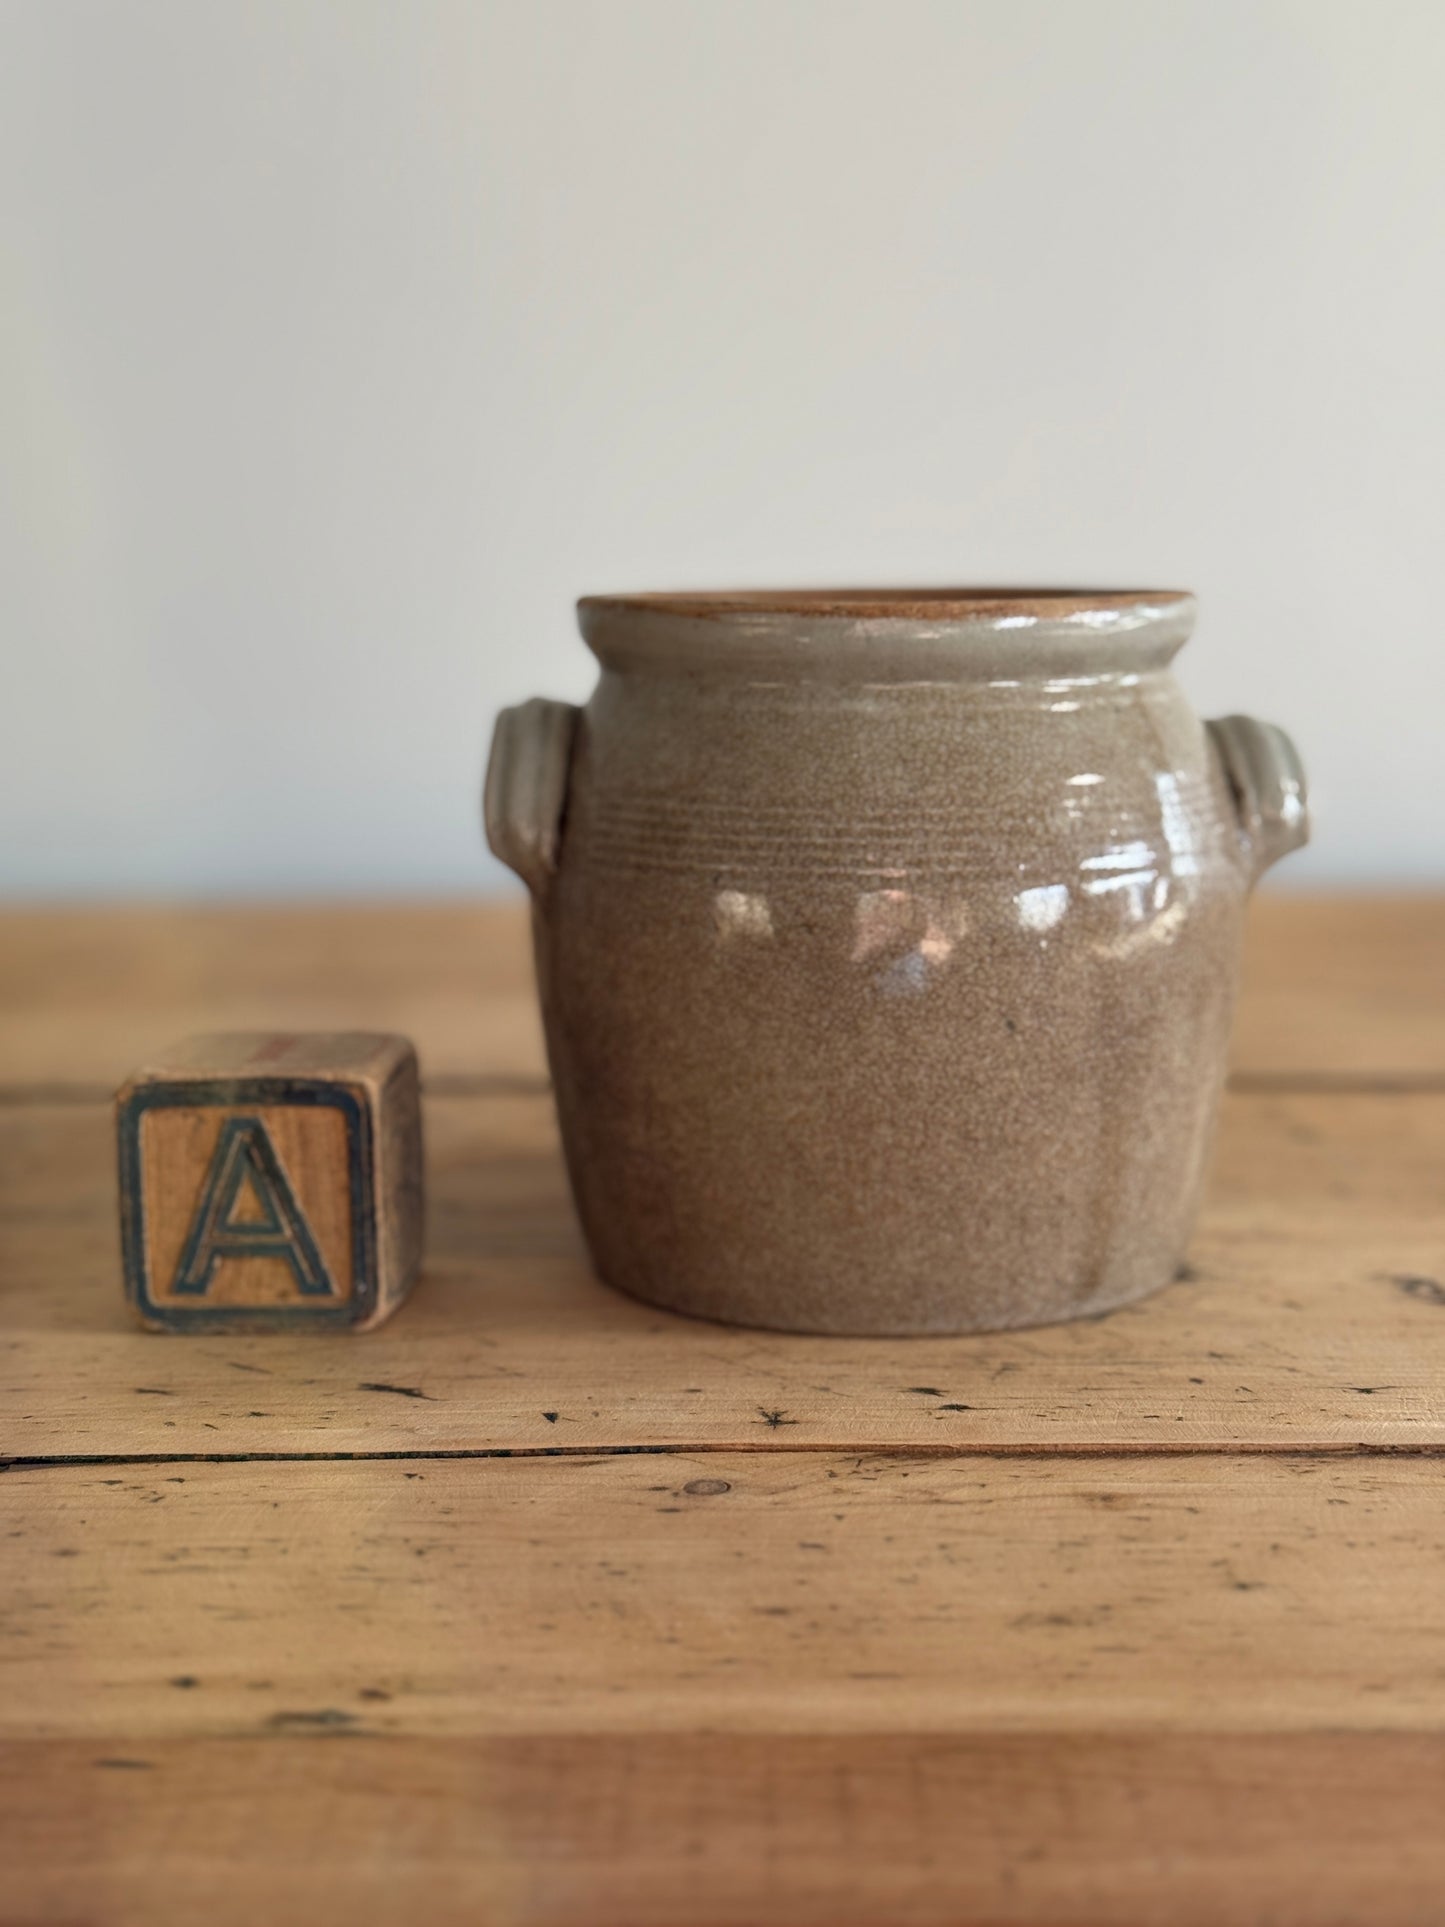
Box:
485;588;1308;1336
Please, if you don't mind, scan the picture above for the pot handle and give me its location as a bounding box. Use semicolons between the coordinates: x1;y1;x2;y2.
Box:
1206;714;1310;881
484;698;580;896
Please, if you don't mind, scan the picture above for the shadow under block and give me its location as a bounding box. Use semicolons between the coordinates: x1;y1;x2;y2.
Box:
116;1032;423;1332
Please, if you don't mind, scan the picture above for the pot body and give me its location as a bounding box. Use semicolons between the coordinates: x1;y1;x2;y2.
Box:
487;591;1307;1334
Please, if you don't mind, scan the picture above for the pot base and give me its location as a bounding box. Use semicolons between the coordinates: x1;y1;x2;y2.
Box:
592;1259;1187;1340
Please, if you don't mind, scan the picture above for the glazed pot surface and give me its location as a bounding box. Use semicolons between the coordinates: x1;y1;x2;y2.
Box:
486;589;1308;1335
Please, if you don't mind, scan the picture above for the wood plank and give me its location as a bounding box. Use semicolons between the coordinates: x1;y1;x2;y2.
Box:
1;895;1442;1090
4;1090;1445;1456
6;1731;1445;1927
0;899;542;1091
1233;891;1445;1082
5;1453;1445;1741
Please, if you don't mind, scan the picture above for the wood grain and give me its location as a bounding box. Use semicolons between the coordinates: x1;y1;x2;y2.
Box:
2;893;1443;1090
4;1088;1444;1456
5;1453;1444;1741
7;1732;1445;1927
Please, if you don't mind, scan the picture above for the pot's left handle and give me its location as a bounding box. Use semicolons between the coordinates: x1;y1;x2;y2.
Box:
484;698;580;897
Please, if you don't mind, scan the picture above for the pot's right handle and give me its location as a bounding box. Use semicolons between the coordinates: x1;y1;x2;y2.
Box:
1206;714;1310;881
484;697;579;897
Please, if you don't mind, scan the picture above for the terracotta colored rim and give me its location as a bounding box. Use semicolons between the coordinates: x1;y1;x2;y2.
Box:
579;587;1194;623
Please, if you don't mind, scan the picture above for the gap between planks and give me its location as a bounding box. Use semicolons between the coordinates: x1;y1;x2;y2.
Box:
8;1070;1445;1107
0;1072;554;1107
7;1439;1445;1470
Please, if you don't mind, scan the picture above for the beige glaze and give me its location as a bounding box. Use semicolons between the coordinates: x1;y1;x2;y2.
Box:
485;589;1308;1334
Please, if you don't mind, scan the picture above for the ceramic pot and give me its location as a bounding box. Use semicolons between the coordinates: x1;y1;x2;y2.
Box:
485;589;1308;1335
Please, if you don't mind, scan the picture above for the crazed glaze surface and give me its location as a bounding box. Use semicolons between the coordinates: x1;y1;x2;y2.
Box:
486;590;1308;1335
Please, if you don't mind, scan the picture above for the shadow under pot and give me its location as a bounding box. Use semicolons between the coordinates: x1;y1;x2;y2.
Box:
485;587;1308;1336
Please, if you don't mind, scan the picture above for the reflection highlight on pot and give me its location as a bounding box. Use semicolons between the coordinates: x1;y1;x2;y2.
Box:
1015;883;1070;933
1081;840;1159;916
852;888;970;992
712;889;774;942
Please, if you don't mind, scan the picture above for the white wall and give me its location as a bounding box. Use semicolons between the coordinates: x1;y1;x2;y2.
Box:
2;0;1441;895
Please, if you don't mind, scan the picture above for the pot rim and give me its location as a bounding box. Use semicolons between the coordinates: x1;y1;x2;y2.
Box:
577;586;1199;680
580;586;1193;623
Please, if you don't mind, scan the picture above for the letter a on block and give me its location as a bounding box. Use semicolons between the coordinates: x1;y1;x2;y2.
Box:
172;1115;336;1297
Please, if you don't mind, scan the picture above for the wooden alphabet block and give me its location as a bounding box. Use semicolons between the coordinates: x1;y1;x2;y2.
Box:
117;1033;422;1331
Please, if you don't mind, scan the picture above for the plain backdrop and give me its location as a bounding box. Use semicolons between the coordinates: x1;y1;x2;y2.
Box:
1;0;1440;896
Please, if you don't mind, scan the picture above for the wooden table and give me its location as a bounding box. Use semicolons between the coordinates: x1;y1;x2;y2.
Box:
2;894;1443;1925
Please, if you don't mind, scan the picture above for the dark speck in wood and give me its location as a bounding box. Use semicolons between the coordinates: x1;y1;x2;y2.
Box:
1391;1273;1445;1307
357;1382;435;1401
269;1709;359;1729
